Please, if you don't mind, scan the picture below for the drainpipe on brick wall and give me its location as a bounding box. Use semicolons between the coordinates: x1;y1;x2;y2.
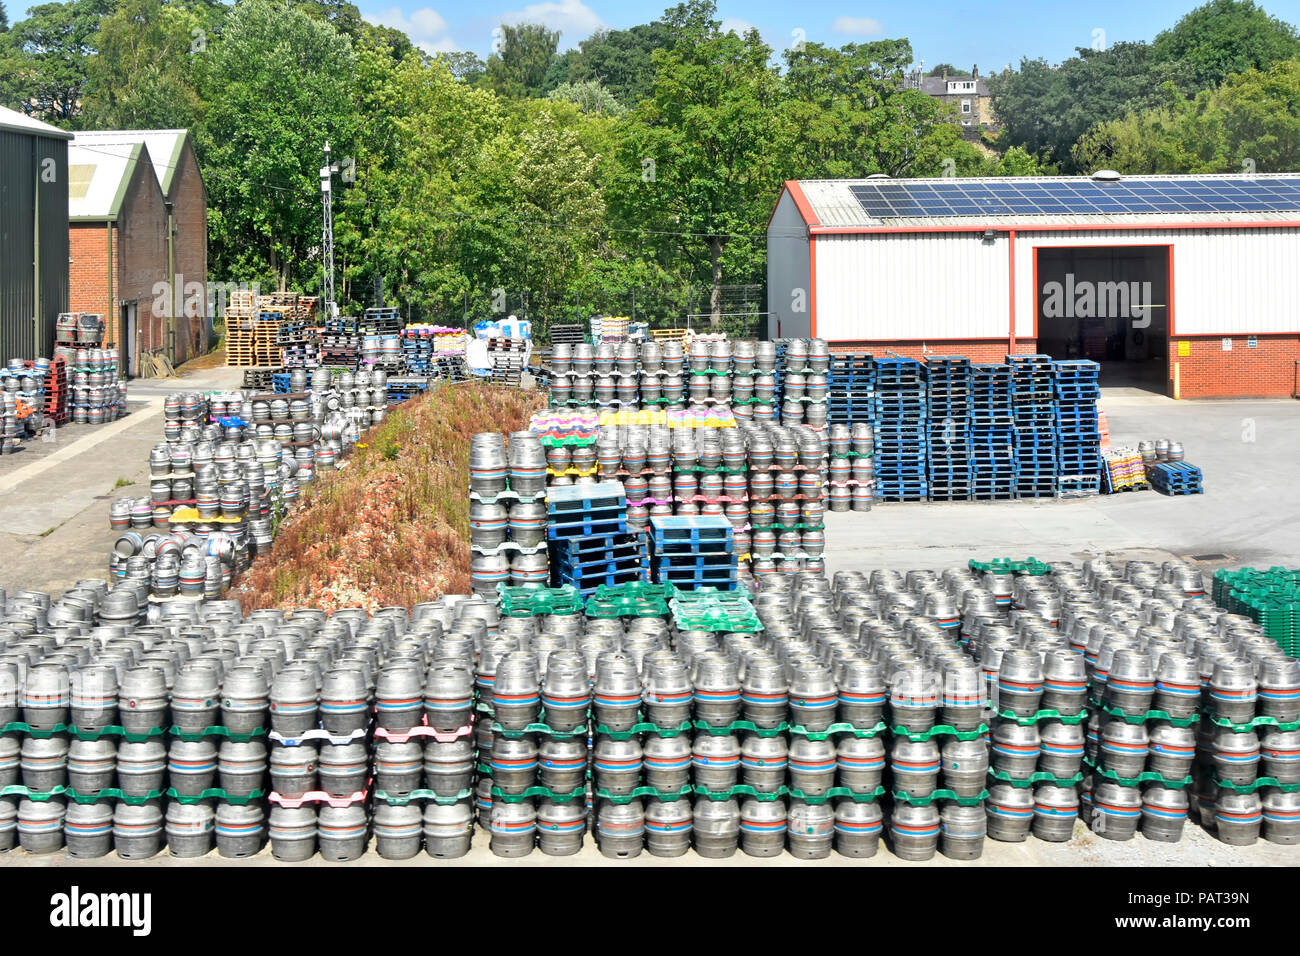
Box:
165;200;176;363
32;138;41;356
106;222;116;373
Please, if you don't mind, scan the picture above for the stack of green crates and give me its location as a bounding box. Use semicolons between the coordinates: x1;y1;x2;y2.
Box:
1212;567;1300;656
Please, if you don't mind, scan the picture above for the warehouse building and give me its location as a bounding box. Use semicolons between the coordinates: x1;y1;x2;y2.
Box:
767;173;1300;398
0;105;71;361
69;129;208;376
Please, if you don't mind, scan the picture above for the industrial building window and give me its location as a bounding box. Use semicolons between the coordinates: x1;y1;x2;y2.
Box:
961;99;972;113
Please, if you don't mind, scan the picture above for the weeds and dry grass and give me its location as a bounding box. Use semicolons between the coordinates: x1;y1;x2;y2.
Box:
234;382;544;613
173;341;227;375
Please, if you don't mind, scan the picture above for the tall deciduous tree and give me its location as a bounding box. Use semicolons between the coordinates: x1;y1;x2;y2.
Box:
484;22;559;98
0;0;113;123
1153;0;1300;90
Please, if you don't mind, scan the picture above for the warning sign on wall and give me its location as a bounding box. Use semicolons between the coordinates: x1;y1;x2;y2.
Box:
1222;338;1233;351
1177;341;1190;356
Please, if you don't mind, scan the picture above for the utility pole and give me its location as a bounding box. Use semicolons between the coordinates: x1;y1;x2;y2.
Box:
320;141;338;318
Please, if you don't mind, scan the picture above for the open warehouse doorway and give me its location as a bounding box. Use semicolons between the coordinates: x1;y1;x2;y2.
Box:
1034;245;1171;393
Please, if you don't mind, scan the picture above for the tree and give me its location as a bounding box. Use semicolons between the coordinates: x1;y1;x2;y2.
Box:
927;63;969;76
546;79;624;116
198;0;359;291
0;3;9;32
81;0;210;130
438;50;485;84
1153;0;1300;91
568;22;672;105
0;0;114;123
484;22;559;98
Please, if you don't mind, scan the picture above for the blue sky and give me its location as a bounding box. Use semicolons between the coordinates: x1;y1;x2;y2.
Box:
359;0;1300;65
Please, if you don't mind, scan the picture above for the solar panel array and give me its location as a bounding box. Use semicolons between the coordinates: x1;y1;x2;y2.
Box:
847;177;1300;219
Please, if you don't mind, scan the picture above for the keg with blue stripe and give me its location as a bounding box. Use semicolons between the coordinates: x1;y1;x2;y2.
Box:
1090;781;1141;841
66;737;117;794
493;653;541;731
65;801;114;859
837;659;886;727
22;662;70;731
1209;658;1258;724
1259;658;1300;723
490;735;538;795
375;664;424;733
788;736;836;796
318;740;368;798
270;667;319;736
318;803;368;861
940;803;987;860
374;739;423;794
941;737;989;798
270;742;317;798
1147;724;1196;781
1140;784;1189;843
320;666;371;735
834;798;882;857
643;657;692;729
742;657;789;729
985;782;1034;842
1213;728;1259;786
221;665;270;736
739;796;787;858
470;433;509;496
643;734;691;792
890;802;940;860
1031;783;1079;842
1260;728;1300;784
693;654;741;728
110;800;162;860
692;733;740;792
692;795;740;858
1100;721;1149;779
168;739;218;796
940;659;985;731
534;735;584;794
787;799;834;859
423;799;473;859
991;722;1040;780
425;661;474;732
644;797;692;857
489;797;536;857
537;797;586;856
995;649;1043;718
218;740;267;797
891;736;941;799
215;800;265;858
371;802;422;860
597;798;645;859
593;653;643;733
70;664;118;732
594;736;642;796
1262;788;1300;845
165;801;213;858
1215;790;1262;846
1037;719;1085;778
1041;649;1088;716
1104;649;1154;715
1153;653;1201;720
889;665;938;734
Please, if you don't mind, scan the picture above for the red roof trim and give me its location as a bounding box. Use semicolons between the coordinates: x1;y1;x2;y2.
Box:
809;220;1300;235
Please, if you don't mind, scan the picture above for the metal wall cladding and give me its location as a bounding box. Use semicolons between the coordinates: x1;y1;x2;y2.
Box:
0;130;69;361
814;232;1013;341
766;191;813;341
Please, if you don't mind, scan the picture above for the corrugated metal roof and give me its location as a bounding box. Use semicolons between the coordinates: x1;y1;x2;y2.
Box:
794;175;1300;230
0;105;73;140
67;141;150;220
72;129;188;196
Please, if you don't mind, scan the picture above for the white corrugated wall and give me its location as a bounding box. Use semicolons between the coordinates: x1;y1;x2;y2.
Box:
813;226;1300;342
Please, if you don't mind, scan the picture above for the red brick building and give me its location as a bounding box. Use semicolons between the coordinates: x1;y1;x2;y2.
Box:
68;130;208;375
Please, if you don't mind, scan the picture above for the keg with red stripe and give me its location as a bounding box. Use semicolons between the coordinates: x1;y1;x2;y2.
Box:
490;799;536;858
539;736;587;794
424;800;474;859
891;737;941;799
65;801;114;859
1259;658;1300;724
1090;782;1141;842
593;653;643;733
1215;791;1262;846
165;801;214;858
789;737;836;796
1213;728;1260;786
739;796;787;858
594;736;643;797
996;649;1044;718
1042;650;1088;716
837;735;886;794
891;802;940;861
645;797;693;858
1031;783;1079;843
1262;789;1300;845
114;801;164;860
835;799;883;858
215;801;265;859
643;734;691;793
991;722;1041;780
1261;729;1300;784
597;799;645;859
1154;653;1202;720
167;739;218;796
941;737;989;798
1147;724;1196;781
318;804;368;861
1140;783;1188;843
1104;649;1155;715
372;802;422;861
537;798;586;857
1099;721;1149;779
941;803;987;860
490;736;538;795
270;805;318;862
986;783;1034;843
1210;659;1258;724
788;799;834;859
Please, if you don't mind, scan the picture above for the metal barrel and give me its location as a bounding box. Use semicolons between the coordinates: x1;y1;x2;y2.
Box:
830;734;882;794
642;657;692;729
533;735;584;794
165;800;214;858
374;740;423;794
1032;783;1079;842
991;721;1041;780
69;664;119;732
1090;781;1142;841
693;796;740;858
535;797;586;856
217;740;268;797
741;657;789;729
788;736;836;796
734;733;785;794
889;665;938;734
692;654;741;727
1262;788;1300;845
941;737;990;798
642;734;692;793
270;742;318;798
22;663;69;730
318;803;369;862
890;802;940;861
890;737;941;799
837;658;886;728
220;665;270;735
469;500;509;549
593;653;643;732
113;800;164;860
317;741;369;797
1213;728;1260;786
1261;728;1300;784
1153;652;1202;720
940;802;987;860
112;738;168;797
269;805;318;862
1040;650;1088;716
1100;721;1150;779
490;735;539;795
1104;649;1155;715
423;737;476;796
66;738;116;794
1037;719;1085;778
508;500;547;549
834;797;883;858
644;796;692;857
692;733;741;792
269;667;319;736
508;431;547;495
1147;724;1196;781
424;799;474;859
320;666;371;735
597;798;645;859
739;796;787;858
64;801;114;858
1209;658;1258;724
470;552;510;598
787;799;834;859
371;801;423;861
593;736;643;796
985;782;1035;842
1141;784;1189;843
1259;657;1300;723
424;662;474;732
17;796;65;854
170;663;221;734
215;800;265;858
492;652;541;731
469;433;509;496
941;659;984;731
167;739;218;796
1215;790;1262;846
995;649;1043;718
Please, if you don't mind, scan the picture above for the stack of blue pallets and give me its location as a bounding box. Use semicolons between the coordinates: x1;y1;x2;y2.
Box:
647;515;737;591
401;334;434;374
1147;461;1204;496
874;358;928;502
969;363;1016;500
1052;359;1102;497
547;481;643;594
925;356;972;502
827;353;876;424
1009;354;1057;499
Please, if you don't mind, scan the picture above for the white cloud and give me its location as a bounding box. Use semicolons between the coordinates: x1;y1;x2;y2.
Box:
364;6;460;55
832;15;885;37
720;17;757;36
496;0;604;48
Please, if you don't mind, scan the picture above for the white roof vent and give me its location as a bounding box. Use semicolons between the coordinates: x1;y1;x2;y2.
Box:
1091;169;1122;182
866;173;891;180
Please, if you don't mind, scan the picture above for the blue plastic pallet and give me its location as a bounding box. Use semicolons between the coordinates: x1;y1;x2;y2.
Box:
548;517;629;539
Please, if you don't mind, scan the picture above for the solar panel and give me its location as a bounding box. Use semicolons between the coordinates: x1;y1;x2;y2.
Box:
846;177;1300;220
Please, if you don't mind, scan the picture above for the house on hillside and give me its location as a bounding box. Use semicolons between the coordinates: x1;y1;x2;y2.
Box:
69;130;208;376
902;65;1000;140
